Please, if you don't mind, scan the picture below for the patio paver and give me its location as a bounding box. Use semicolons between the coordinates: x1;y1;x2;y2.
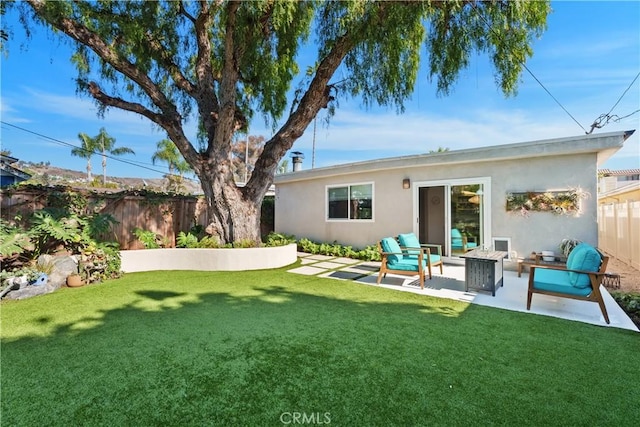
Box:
288;254;638;332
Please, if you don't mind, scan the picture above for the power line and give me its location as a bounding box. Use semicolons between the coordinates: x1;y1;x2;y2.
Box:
470;2;589;134
1;121;199;182
587;71;640;134
521;63;588;134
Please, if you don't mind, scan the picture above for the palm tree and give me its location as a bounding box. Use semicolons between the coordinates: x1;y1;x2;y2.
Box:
93;128;135;185
152;138;192;192
152;139;181;175
71;132;95;181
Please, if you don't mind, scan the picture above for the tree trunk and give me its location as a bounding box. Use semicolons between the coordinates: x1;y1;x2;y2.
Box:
199;169;263;245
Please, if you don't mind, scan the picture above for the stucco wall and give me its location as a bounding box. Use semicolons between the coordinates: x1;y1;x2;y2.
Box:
275;152;599;260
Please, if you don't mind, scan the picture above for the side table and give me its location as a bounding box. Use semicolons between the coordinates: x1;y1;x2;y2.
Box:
461;249;508;296
517;254;566;277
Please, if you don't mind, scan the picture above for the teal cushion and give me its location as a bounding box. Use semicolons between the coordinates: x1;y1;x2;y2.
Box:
404;253;441;265
566;243;601;288
398;233;421;256
381;237;402;264
532;269;592;297
389;259;426;271
451;228;463;248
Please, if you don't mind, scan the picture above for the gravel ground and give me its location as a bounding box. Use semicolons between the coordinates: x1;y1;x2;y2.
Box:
605;256;640;293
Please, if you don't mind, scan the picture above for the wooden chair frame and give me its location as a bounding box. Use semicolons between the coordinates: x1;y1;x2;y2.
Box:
399;243;444;279
377;241;441;289
526;254;610;324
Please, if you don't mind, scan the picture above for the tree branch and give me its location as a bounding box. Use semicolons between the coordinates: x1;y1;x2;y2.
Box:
143;32;196;96
87;82;163;124
25;0;181;122
179;1;196;23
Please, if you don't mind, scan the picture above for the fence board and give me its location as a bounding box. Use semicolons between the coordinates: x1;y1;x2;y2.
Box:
598;201;640;270
1;189;272;250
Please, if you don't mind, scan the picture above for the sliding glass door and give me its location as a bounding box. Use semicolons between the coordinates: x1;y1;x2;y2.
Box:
416;178;490;258
450;184;483;256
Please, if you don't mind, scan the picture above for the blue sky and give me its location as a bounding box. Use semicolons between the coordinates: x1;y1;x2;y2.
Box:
1;1;639;179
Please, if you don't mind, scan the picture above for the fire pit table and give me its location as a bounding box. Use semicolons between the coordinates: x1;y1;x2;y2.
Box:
461;249;508;296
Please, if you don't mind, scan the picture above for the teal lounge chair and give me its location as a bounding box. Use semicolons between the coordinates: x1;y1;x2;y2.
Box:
451;228;477;252
397;232;443;279
527;243;610;324
377;235;441;289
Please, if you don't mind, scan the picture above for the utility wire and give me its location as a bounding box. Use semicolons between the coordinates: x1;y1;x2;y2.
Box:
469;3;589;134
1;121;199;182
521;63;588;134
587;71;640;134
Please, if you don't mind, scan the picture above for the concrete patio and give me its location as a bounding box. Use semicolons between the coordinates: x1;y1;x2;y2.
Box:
289;253;638;332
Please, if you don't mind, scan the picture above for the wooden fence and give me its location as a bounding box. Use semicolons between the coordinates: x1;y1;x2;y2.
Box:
598;200;640;270
0;188;274;250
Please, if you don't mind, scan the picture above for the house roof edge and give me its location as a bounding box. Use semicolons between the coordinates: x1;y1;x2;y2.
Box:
274;130;633;184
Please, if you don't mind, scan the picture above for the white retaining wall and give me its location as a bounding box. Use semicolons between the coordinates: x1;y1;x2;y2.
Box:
120;243;297;273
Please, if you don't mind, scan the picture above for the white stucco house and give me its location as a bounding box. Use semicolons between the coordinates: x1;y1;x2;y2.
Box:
274;130;635;265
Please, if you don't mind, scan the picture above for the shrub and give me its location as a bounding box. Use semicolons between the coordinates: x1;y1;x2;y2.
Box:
296;238;380;261
133;228;165;249
611;291;640;328
264;232;296;247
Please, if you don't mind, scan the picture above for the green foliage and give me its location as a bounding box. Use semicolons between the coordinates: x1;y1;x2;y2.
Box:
0;265;41;285
0;203;121;282
232;239;257;249
5;0;550;243
0;220;34;258
133;228;163;249
611;292;640;325
264;232;295;247
174;232;221;248
559;238;582;258
297;237;380;261
30;211;89;255
176;231;199;248
79;243;122;284
196;236;221;248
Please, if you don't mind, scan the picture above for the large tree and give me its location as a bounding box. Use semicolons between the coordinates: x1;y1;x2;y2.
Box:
7;0;549;244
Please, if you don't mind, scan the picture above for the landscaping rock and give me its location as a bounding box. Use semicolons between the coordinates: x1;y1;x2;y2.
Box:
44;254;79;289
3;283;53;300
3;254;79;300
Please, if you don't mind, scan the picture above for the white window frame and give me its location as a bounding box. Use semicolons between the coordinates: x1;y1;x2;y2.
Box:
412;177;492;260
325;182;375;222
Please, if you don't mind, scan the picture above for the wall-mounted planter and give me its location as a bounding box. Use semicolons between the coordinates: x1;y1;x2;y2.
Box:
120;243;297;273
506;189;587;217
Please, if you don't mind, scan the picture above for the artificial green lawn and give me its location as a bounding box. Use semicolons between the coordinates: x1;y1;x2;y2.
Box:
2;265;639;426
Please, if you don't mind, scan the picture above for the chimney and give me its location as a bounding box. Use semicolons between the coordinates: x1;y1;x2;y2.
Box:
290;151;305;172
